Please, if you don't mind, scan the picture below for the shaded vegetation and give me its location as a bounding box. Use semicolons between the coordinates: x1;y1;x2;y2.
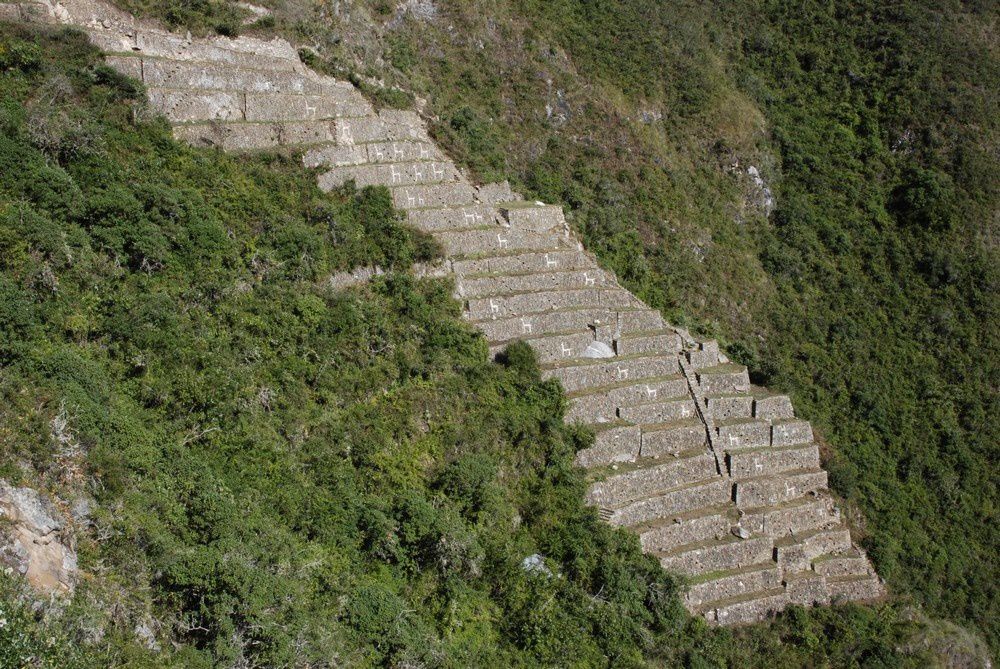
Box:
114;0;248;36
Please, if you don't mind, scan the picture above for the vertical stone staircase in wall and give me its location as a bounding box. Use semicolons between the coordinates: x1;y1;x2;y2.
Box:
6;0;886;625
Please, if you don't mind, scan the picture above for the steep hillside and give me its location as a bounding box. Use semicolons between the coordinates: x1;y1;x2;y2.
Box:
38;0;896;629
0;5;995;669
183;0;997;652
0;23;680;667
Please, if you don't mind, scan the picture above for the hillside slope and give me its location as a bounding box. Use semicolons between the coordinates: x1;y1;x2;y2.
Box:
0;3;995;669
28;0;893;627
233;0;997;652
0;22;683;668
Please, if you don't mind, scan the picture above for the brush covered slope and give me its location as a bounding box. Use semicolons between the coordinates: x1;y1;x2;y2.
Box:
0;22;685;669
216;0;998;655
0;20;948;669
23;0;890;627
0;7;994;669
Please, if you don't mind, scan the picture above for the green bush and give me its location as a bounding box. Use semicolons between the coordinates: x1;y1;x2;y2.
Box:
0;37;41;70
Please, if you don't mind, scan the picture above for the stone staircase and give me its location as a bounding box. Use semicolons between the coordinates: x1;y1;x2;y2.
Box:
5;0;886;625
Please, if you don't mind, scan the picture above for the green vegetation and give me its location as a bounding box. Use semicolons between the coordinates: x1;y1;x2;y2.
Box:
0;22;684;668
113;0;248;36
270;0;996;655
0;7;994;669
0;22;673;667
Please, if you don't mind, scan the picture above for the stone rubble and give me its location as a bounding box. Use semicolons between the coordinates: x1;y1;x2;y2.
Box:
5;0;886;625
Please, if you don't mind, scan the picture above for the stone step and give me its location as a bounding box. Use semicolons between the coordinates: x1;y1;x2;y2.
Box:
476;181;520;205
586;451;717;508
148;88;245;123
468;290;595;323
617;397;698;425
52;0;300;59
458;269;613;299
638;508;733;554
437;228;567;261
499;202;566;233
111;55;355;98
453;249;591;277
685;340;721;369
615;311;670;336
302;143;368;169
477;308;613;344
621;311;674;342
734;469;828;510
335;110;430;145
466;287;635;322
602;374;690;407
696;364;751;395
574;424;642;468
658;535;774;577
0;3;20;20
812;549;875;579
253;93;365;122
26;0;135;30
565;375;689;425
715;419;772;452
148;87;370;124
770;419;814;448
794;526;854;562
774;526;853;573
478;308;665;344
826;574;885;603
704;394;755;421
753;393;795;420
726;443;821;479
173;120;338;150
403;204;500;233
491;330;603;365
703;588;788;626
615;330;682;356
740;495;840;539
784;571;831;607
84;25;303;72
319;160;462;190
542;354;681;394
304;140;445;169
640;421;708;459
391;183;480;211
607;478;731;528
686;563;783;613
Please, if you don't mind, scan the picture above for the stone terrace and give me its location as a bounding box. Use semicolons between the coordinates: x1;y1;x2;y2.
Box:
6;0;885;625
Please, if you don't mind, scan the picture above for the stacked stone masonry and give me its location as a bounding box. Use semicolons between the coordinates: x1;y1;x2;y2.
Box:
8;0;886;625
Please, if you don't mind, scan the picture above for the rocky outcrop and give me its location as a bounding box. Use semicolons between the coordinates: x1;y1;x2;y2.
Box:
4;0;886;624
0;481;78;595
